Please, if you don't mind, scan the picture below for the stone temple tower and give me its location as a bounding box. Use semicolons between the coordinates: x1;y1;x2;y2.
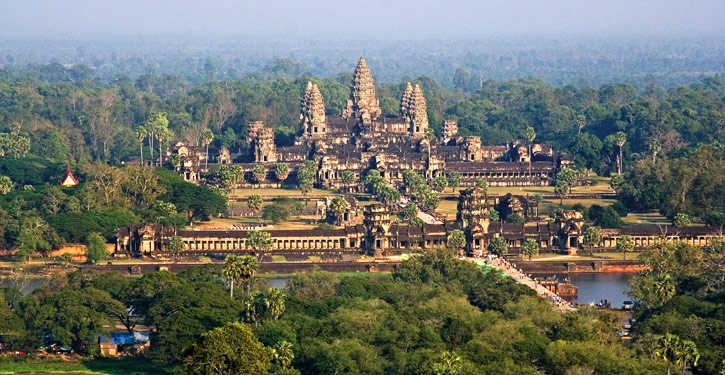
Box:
363;204;391;258
342;57;381;123
254;126;277;163
457;187;490;253
401;83;429;137
301;81;327;136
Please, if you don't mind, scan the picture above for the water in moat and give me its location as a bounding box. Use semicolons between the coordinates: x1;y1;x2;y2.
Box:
1;274;635;308
537;272;635;307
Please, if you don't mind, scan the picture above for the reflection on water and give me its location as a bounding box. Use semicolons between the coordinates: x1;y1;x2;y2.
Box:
267;277;290;289
542;273;635;307
0;278;46;294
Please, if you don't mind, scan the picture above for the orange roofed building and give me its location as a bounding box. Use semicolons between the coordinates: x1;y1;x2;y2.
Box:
61;168;78;187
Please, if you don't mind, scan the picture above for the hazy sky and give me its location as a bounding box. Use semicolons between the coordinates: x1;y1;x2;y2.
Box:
2;0;723;40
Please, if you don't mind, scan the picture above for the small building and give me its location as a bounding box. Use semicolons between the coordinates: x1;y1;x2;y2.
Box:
99;332;150;356
60;168;78;187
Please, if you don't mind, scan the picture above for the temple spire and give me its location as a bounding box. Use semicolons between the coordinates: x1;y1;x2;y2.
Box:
342;57;381;122
301;81;327;136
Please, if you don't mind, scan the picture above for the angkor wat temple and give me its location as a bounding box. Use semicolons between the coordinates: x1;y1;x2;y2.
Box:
116;186;721;260
171;57;574;188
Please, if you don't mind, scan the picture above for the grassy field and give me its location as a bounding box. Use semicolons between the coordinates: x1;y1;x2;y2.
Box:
623;210;670;226
230;187;333;198
0;357;167;375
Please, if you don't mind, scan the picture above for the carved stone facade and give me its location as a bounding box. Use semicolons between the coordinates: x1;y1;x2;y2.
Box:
342;57;381;122
301;82;327;136
116;189;722;260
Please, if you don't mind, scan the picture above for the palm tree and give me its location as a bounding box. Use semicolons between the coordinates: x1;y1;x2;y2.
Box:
266;288;286;320
614;131;627;174
239;255;260;295
272;341;294;369
329;196;349;225
433;351;462;375
648;138;661;164
135;125;146;166
530;194;543;217
202;128;214;170
525;126;536;172
676;339;699;375
656;333;681;375
654;273;676;304
222;255;243;299
156;125;171;166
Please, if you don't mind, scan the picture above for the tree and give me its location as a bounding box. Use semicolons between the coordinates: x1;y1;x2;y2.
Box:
675;339;699;375
521;238;539;261
557;168;579;193
609;174;624;193
328;196;349;225
432;176;448;193
275;163;289;187
272;340;294;369
168;235;185;262
616;235;634;260
85;162;126;206
506;213;524;224
247;230;273;253
262;204;290;224
475;178;488;191
433;351;462;375
530;194;543;217
447;172;461;192
202;128;214;170
42;186;67;214
673;213;692;227
253;164;267;187
490;208;499;222
576;114;586;133
266;288;286;321
223;255;243;298
410;217;423;227
135;125;146;165
239;256;260;294
447;229;466;251
341;170;355;187
525;126;536;169
403;202;418;220
648;138;661;164
248;194;263;218
614;131;626;174
85;232;108;264
0;175;12;195
183;322;271;375
654;273;676;304
554;180;569;205
488;236;508;256
656;333;681;375
582;227;601;255
169;153;181;171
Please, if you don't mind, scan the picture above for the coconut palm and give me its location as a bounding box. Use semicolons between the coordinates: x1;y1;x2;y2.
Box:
222;255;243;299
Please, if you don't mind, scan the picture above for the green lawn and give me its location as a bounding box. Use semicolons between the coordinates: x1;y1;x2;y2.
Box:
0;357;168;375
230;187;332;198
623;210;670;226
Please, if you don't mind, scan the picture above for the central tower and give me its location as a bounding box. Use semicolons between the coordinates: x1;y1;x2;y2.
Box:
342;57;381;123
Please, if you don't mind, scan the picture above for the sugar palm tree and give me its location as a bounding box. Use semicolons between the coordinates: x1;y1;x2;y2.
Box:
656;333;681;375
329;196;349;225
222;255;243;299
272;341;294;369
654;273;676;304
676;339;699;375
525;126;536;171
202;128;214;170
239;255;260;295
266;288;286;320
648;138;661;164
135;125;146;166
614;131;627;174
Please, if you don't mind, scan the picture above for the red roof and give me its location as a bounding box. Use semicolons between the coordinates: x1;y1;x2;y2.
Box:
61;168;78;186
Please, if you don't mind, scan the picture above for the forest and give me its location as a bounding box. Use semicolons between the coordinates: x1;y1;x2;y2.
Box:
0;60;723;246
1;247;723;375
